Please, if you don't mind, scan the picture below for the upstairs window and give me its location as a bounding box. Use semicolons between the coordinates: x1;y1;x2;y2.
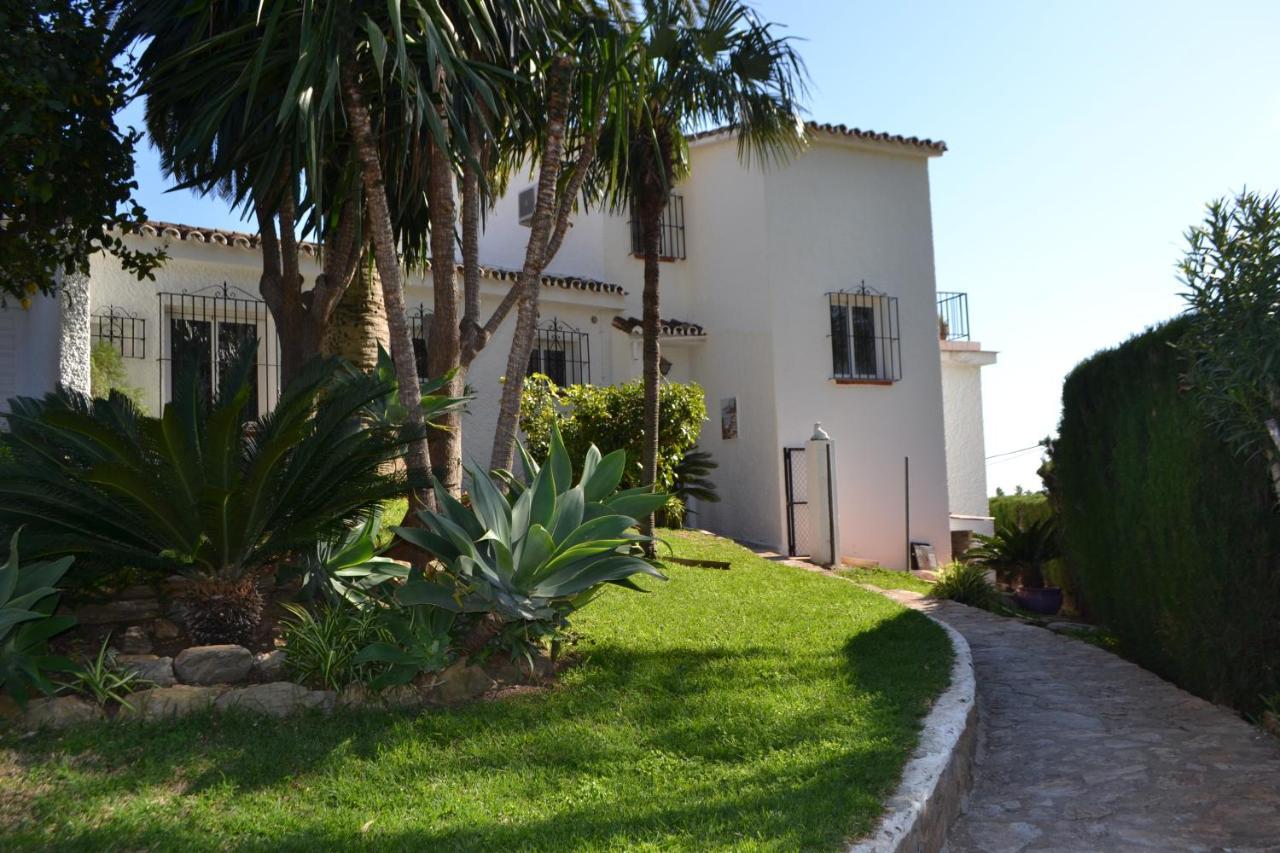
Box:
828;285;901;383
527;319;590;386
629;194;686;261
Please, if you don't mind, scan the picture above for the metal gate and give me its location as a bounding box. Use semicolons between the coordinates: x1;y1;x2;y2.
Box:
783;447;814;557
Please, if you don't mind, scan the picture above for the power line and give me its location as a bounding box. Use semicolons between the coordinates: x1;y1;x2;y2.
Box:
985;444;1043;460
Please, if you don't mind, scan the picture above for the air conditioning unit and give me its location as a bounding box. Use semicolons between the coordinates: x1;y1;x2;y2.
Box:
517;187;535;226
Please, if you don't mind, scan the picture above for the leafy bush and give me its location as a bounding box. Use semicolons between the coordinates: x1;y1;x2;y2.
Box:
928;562;999;610
0;532;76;704
1055;317;1280;713
965;517;1059;588
352;605;455;690
279;602;392;691
58;635;149;709
519;374;708;493
395;424;668;657
0;349;415;644
988;492;1052;530
89;341;146;413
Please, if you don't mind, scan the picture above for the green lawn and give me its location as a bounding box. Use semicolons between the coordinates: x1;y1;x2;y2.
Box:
837;565;934;595
1;531;951;851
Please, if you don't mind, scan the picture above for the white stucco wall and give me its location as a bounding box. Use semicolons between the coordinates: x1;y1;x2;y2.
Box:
0;293;62;412
940;341;997;522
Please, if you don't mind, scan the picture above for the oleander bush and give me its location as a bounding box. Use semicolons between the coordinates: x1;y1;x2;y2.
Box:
1054;317;1280;713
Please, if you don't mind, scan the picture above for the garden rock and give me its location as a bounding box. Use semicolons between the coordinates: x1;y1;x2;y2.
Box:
337;684;370;709
117;625;153;655
252;650;287;682
152;618;181;640
120;685;224;720
433;660;495;705
76;598;161;625
174;645;253;685
214;682;332;717
24;696;104;729
117;655;176;688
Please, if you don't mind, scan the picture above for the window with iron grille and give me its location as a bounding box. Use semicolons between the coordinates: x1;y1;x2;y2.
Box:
527;318;590;386
629;194;686;260
91;306;145;358
828;285;901;382
157;284;280;417
410;304;432;378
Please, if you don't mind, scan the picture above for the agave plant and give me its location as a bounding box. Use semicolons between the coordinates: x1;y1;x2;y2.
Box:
0;531;76;705
0;346;417;645
394;424;669;644
965;517;1060;589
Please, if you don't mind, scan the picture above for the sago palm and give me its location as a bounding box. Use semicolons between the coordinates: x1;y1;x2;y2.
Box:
0;347;420;644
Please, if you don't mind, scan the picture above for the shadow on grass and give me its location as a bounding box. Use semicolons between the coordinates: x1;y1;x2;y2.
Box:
3;610;950;851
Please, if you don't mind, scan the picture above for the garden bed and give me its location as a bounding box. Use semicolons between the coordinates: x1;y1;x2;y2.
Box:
0;532;951;850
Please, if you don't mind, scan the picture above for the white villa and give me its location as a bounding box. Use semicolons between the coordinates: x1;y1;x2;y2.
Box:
0;121;997;569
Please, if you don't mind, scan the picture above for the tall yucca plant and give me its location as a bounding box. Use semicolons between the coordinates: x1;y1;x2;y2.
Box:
0;346;416;644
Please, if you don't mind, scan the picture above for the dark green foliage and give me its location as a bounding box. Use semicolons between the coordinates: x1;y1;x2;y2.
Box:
988;492;1052;530
1055;318;1280;713
0;0;164;302
664;446;719;527
518;374;707;492
965;517;1060;588
0;532;77;704
1179;191;1280;499
0;350;412;585
279;603;392;692
928;562;999;610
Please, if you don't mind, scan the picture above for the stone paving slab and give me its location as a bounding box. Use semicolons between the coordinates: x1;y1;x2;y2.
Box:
875;589;1280;853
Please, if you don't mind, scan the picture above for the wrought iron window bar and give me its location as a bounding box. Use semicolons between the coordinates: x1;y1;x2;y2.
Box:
410;304;433;378
629;194;687;261
527;318;591;386
156;282;280;416
937;291;970;341
91;306;146;359
828;284;902;383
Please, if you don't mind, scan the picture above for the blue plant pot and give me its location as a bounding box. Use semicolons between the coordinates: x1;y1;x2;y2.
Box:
1015;586;1063;616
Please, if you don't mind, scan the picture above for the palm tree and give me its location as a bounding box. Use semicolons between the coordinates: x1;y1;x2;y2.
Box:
606;0;807;538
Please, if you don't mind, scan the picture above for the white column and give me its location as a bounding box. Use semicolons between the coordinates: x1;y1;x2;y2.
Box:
806;423;840;567
57;271;91;396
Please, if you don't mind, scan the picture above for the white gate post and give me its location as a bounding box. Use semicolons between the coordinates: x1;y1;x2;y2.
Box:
806;423;840;567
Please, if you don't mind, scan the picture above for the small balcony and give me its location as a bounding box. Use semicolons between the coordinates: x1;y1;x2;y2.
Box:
937;291;970;341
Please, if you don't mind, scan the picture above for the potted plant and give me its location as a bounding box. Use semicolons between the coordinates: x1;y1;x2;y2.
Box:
964;517;1063;615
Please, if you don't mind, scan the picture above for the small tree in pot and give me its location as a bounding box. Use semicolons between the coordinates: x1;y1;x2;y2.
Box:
965;517;1062;615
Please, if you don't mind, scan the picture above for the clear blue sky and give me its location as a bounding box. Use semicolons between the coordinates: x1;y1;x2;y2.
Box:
119;0;1280;494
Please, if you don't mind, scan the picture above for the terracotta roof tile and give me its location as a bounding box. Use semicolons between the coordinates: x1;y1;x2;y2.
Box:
688;120;947;155
611;315;706;337
134;221;626;296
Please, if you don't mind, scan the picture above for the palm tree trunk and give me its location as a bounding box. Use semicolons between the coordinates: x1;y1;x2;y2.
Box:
340;62;432;500
425;129;464;497
321;260;389;372
639;194;664;543
488;58;574;475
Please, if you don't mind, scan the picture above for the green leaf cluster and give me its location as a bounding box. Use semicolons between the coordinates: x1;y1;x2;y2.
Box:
0;347;414;586
396;423;668;628
518;373;707;494
0;531;77;705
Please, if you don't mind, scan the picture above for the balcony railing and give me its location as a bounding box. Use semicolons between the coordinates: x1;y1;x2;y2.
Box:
937;291;970;341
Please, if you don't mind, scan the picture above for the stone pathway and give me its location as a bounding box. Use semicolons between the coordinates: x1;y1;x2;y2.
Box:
876;589;1280;853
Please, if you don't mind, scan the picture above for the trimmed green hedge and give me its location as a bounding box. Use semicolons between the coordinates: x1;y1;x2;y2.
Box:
1055;317;1280;713
988;493;1052;529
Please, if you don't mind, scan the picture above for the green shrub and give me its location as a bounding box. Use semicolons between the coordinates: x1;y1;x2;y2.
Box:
928;562;999;610
395;423;668;658
89;341;146;413
988;492;1052;529
518;374;708;493
1054;317;1280;714
279;602;392;691
57;635;149;709
965;517;1059;588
